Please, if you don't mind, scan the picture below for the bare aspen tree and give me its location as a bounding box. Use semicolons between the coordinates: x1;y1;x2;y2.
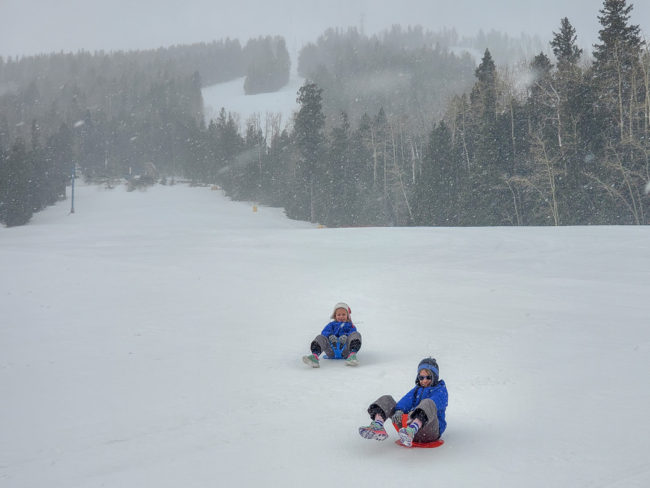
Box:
410;138;417;184
388;119;414;223
643;45;650;135
370;128;377;187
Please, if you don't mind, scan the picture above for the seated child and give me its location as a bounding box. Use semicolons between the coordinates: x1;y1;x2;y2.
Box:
358;357;448;446
302;302;362;367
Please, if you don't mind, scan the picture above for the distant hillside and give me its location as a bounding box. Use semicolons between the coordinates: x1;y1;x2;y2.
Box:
296;25;544;129
243;36;291;95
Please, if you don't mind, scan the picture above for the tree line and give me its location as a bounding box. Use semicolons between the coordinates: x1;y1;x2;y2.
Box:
412;0;649;226
211;1;649;226
0;36;289;226
1;0;648;228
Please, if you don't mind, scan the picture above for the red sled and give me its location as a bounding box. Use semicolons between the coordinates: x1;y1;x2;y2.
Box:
394;439;444;448
393;413;444;449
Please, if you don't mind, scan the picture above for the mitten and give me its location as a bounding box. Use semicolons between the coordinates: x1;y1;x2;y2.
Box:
338;335;347;345
328;334;337;345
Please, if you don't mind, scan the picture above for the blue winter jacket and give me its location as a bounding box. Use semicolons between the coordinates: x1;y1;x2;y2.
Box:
395;380;448;435
320;321;357;337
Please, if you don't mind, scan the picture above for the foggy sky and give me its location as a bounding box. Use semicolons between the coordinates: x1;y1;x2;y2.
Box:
1;0;648;58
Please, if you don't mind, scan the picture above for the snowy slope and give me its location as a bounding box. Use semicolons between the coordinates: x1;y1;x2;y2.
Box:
1;183;650;487
202;73;305;133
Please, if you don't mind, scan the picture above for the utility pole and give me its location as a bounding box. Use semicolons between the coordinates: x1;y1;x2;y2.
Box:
70;164;75;214
71;119;84;214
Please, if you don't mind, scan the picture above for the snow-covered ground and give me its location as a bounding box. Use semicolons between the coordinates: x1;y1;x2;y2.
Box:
1;182;649;487
202;73;305;134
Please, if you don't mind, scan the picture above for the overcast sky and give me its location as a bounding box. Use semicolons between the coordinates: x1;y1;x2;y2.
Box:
1;0;648;59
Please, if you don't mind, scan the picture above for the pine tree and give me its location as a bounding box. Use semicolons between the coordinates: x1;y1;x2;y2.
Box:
213;108;244;196
527;52;555;143
413;121;455;225
2;138;34;227
549;18;594;224
471;49;498;123
592;0;644;141
551;18;583;70
29;120;48;213
242;117;266;200
0;139;6;223
468;49;507;225
290;82;326;222
327;112;353;226
593;0;643;69
46;123;73;203
589;0;648;223
265;128;292;207
350;113;380;225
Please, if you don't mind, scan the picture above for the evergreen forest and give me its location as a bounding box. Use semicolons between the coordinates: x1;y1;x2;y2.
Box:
1;0;648;227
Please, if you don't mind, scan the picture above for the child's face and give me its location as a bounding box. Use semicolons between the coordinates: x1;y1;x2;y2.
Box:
418;369;433;386
334;308;349;322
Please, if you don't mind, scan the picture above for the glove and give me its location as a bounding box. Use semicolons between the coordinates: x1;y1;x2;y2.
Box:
328;334;338;345
392;410;404;427
338;335;348;346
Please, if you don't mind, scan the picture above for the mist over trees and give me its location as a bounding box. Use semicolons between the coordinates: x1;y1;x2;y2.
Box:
1;0;649;228
297;25;544;129
243;36;291;94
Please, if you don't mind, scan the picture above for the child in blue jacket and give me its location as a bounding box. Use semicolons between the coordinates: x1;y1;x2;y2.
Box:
302;302;362;368
359;357;448;446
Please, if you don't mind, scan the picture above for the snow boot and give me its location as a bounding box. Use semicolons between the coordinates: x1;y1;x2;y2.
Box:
358;420;388;441
345;352;359;366
302;354;320;368
398;426;416;447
